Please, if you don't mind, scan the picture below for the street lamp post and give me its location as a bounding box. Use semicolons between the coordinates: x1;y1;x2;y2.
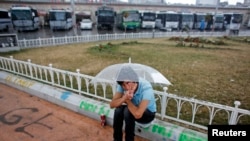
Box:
213;0;219;31
71;0;77;35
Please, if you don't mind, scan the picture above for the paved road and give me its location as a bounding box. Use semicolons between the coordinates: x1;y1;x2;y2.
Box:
1;25;249;40
0;83;148;141
0;26;154;40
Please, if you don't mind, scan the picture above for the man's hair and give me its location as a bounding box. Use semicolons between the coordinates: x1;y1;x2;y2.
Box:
116;81;139;86
117;81;124;86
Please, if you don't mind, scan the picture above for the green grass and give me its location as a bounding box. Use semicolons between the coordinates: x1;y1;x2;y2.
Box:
1;36;250;112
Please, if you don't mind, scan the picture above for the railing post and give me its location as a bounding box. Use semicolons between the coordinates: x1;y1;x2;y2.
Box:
27;59;33;79
52;36;55;45
49;63;54;86
39;37;41;46
76;69;81;95
65;36;68;44
229;101;241;124
152;29;155;38
161;87;168;120
23;38;27;48
9;56;15;72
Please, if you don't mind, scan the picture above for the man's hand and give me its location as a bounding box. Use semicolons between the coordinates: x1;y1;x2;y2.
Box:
124;90;134;100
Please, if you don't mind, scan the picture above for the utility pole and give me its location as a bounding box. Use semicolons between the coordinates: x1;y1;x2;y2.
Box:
71;0;77;35
213;0;219;31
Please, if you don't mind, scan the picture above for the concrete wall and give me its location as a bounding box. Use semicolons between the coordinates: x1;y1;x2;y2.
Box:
0;71;208;141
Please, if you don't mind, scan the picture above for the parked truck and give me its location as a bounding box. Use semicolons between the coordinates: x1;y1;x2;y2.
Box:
9;5;39;32
95;5;116;30
49;8;73;31
156;11;179;31
139;10;156;29
224;13;243;35
213;13;224;31
178;12;194;31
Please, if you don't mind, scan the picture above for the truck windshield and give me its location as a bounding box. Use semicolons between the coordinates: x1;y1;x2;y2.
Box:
11;10;32;20
232;14;242;23
166;14;178;21
123;13;140;22
99;10;114;16
142;13;155;21
50;12;66;21
182;15;193;22
215;16;224;22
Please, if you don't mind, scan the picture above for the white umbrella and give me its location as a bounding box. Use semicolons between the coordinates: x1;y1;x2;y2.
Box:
91;59;171;86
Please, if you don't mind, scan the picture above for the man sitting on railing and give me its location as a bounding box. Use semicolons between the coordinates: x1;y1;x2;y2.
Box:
109;66;156;141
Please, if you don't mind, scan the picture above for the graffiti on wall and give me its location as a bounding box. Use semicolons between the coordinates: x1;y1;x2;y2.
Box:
58;91;111;116
5;75;35;88
78;98;206;141
138;123;207;141
79;100;110;116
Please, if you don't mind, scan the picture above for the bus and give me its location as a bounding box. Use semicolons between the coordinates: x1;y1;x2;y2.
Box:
140;10;156;29
224;13;243;35
0;8;12;31
116;10;141;30
178;12;194;31
9;5;39;32
155;11;179;31
213;13;224;31
49;9;73;31
95;5;116;30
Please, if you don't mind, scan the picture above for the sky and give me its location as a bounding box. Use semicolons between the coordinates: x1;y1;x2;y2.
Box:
164;0;244;5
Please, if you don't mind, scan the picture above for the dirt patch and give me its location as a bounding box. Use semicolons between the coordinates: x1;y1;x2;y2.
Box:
0;83;148;141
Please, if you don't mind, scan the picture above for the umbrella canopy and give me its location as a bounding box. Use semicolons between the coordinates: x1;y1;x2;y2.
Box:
91;61;171;86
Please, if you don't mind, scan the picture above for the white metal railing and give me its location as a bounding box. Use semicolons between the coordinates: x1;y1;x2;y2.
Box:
0;56;249;132
16;31;250;49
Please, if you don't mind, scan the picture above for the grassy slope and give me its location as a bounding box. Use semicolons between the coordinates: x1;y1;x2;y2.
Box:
1;37;250;111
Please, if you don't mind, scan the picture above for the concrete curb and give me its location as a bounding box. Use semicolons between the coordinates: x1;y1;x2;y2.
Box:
0;71;207;141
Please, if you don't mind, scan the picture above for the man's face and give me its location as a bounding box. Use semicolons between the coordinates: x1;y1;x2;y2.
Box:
121;81;134;91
